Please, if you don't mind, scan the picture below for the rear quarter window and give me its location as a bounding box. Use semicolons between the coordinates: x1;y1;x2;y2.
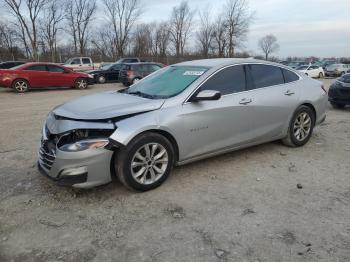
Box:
282;69;300;83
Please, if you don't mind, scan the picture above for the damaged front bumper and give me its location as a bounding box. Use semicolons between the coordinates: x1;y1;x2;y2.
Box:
37;113;116;188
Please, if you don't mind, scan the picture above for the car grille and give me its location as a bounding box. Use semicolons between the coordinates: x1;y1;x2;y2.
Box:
39;126;57;170
39;140;56;170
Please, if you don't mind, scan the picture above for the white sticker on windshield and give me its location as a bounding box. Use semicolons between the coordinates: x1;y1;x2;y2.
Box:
183;71;205;76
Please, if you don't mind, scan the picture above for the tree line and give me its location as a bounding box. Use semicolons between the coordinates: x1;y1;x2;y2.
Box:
0;0;255;63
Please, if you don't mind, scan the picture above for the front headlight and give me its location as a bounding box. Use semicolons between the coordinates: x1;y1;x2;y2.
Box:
87;74;94;78
59;138;109;152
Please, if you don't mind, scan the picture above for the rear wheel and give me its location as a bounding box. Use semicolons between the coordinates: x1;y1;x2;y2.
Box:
75;78;88;89
115;132;175;191
97;75;106;84
341;71;346;76
282;105;315;147
12;79;29;93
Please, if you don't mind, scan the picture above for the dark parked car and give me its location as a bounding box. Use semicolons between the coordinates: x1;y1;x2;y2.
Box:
0;61;26;69
119;63;164;86
328;73;350;108
116;57;144;63
87;63;123;84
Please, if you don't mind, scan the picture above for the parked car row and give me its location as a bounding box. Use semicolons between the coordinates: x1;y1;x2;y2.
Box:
88;62;165;86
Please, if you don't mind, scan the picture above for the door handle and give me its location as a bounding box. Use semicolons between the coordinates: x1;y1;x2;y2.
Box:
239;98;252;105
285;90;295;96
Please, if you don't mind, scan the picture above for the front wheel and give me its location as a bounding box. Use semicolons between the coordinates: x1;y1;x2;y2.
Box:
282;105;315;147
13;79;29;93
319;72;324;78
75;78;88;89
115;133;175;191
97;75;106;84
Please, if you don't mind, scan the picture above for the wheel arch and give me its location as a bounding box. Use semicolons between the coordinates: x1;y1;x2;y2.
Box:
133;129;180;162
300;102;316;120
11;77;30;87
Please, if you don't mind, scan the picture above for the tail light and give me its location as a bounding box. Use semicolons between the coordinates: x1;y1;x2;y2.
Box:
321;84;327;94
127;70;134;77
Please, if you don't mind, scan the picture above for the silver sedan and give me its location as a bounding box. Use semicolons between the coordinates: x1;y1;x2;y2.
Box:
38;59;328;191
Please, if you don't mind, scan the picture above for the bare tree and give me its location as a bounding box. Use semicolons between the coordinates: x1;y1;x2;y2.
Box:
102;0;142;58
153;22;170;57
196;7;214;58
169;1;194;57
223;0;252;57
133;23;152;57
40;0;64;62
3;0;48;60
258;34;279;60
66;0;96;55
212;16;227;57
0;23;18;60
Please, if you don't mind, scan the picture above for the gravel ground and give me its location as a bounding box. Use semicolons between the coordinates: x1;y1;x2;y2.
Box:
0;79;349;262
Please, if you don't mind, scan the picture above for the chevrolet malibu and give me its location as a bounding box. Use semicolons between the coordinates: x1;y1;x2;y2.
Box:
38;59;328;191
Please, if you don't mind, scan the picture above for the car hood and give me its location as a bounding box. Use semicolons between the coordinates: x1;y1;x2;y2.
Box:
86;69;103;74
53;91;165;120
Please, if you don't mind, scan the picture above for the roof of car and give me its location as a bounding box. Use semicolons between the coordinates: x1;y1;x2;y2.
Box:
174;58;280;68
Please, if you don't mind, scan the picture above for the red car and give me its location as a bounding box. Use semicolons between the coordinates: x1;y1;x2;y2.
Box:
0;62;94;93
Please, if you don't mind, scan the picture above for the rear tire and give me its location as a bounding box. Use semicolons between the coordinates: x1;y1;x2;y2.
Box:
115;132;175;192
75;78;88;89
12;79;29;93
282;105;315;147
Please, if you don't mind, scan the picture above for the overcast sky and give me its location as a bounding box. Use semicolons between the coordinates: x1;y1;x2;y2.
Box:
138;0;350;58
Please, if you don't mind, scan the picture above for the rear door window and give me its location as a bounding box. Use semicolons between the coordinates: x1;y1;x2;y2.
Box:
200;65;246;95
82;58;91;64
248;64;285;89
47;65;65;73
24;65;47;71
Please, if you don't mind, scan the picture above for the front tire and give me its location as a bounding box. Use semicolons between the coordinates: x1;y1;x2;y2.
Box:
115;133;175;191
12;79;29;93
75;78;88;89
97;75;106;84
282;105;315;147
319;72;324;78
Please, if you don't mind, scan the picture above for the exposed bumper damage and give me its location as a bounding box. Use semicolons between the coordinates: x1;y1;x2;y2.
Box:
38;112;117;188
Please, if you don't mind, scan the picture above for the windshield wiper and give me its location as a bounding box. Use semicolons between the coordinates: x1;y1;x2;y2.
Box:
127;91;158;99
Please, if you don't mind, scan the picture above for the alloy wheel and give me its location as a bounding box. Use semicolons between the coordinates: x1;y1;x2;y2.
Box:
14;81;28;92
77;79;87;89
98;76;106;84
130;143;169;185
293;112;312;141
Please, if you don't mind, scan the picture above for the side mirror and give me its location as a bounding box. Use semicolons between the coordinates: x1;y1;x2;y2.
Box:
191;90;221;102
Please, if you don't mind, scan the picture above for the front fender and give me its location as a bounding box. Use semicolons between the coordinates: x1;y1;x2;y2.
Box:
109;110;178;146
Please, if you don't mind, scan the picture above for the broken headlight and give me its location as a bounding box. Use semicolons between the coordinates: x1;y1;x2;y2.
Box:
59;138;109;152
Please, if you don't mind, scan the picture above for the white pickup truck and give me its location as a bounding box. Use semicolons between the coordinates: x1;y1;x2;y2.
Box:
63;57;101;72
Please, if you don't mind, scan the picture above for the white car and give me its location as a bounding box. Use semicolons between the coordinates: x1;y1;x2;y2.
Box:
297;65;324;78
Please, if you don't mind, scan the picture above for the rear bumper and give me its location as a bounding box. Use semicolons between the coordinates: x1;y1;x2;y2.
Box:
328;97;350;105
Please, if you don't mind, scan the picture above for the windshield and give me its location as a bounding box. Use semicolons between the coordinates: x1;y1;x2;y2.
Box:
296;65;309;70
123;66;209;99
100;64;113;70
328;64;341;69
64;58;72;65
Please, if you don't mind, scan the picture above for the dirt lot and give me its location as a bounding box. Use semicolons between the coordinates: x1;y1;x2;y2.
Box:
0;79;349;262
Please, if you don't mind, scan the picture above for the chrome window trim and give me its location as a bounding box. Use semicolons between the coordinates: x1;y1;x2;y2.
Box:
183;62;302;105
